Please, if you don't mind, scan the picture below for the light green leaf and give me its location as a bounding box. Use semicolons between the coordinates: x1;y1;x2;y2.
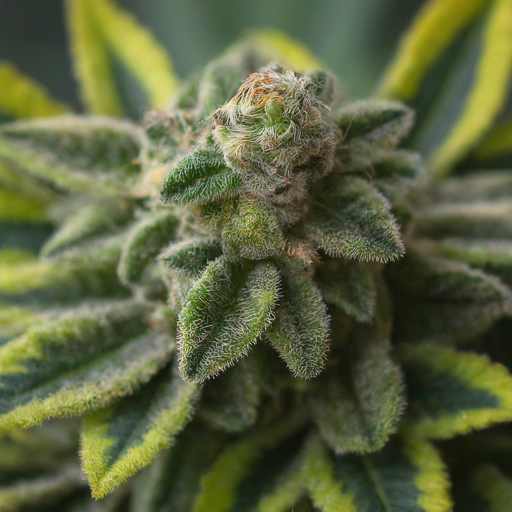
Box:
472;464;512;511
81;363;199;499
401;344;512;439
0;301;171;432
0;62;71;119
305;177;404;263
0;116;143;196
89;0;179;107
65;0;123;115
379;0;490;101
430;0;512;176
304;433;451;512
267;271;329;379
178;256;280;383
311;325;404;454
117;211;179;284
0;464;85;512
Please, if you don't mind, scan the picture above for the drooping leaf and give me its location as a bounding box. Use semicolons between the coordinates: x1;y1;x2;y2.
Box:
401;344;512;439
160;147;243;205
117;210;179;284
305;177;404;263
311;324;404;454
178;256;280;383
200;350;262;432
81;363;199;499
191;421;305;512
65;0;123;115
0;62;71;119
304;434;452;512
430;0;512;176
315;258;376;322
160;238;223;277
379;0;490;101
267;271;329;379
0;301;171;432
0;116;143;196
222;197;284;259
89;0;179;107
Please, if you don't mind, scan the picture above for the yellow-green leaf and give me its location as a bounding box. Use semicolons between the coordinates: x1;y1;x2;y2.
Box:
477;118;512;159
0;62;70;119
65;0;123;115
430;0;512;176
379;0;490;101
472;464;512;511
0;187;47;223
89;0;178;107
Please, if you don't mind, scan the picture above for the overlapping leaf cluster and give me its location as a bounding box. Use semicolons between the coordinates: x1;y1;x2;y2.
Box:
2;0;512;511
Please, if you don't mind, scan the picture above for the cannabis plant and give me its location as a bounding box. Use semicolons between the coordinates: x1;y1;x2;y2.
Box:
2;0;512;510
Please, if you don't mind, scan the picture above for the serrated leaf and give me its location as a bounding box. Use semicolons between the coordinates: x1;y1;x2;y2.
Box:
200;350;261;432
336;100;414;148
305;177;404;263
191;421;305;512
131;424;228;512
379;0;490;101
117;211;179;284
65;0;123;115
89;0;178;107
178;256;280;383
311;325;404;454
471;464;512;511
81;363;199;499
267;271;329;379
401;344;512;439
0;62;71;119
222;197;284;259
304;434;451;512
160;238;223;277
0;465;85;512
388;250;512;344
0;301;172;432
160;147;243;205
0;116;142;196
315;259;376;322
430;0;512;176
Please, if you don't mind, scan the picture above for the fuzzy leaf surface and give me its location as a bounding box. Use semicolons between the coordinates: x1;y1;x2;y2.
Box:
81;363;199;498
0;301;171;432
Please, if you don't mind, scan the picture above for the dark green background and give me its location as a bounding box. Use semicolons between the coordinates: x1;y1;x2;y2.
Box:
0;0;425;113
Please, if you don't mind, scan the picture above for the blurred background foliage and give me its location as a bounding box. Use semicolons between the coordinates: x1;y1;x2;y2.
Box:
0;0;425;116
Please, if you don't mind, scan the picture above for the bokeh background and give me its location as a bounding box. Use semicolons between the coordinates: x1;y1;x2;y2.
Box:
0;0;425;115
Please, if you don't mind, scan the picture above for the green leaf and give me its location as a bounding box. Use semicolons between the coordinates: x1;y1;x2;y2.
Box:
131;424;228;512
0;465;85;512
222;197;284;259
0;187;47;224
388;250;512;344
0;305;41;345
401;344;512;439
430;0;512;176
117;211;179;284
0;301;171;432
65;0;123;115
200;350;262;432
160;238;223;277
379;0;490;101
178;256;280;383
160;147;243;205
471;464;512;511
336;100;414;148
191;421;305;512
89;0;179;108
311;325;404;454
81;363;199;499
304;434;452;512
0;116;143;196
305;178;404;263
477;119;512;159
0;62;71;119
266;271;329;379
315;259;376;322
